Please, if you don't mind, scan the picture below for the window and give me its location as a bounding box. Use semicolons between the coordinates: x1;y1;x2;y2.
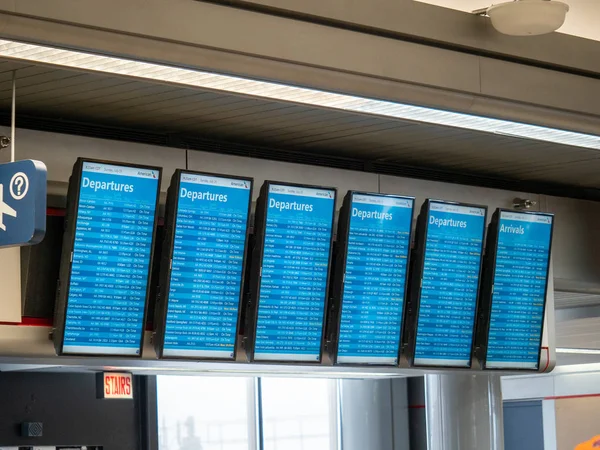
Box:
157;376;253;450
157;376;339;450
260;378;337;450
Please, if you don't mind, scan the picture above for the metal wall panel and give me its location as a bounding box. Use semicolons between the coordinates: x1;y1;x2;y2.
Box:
340;379;397;450
187;150;379;206
378;175;540;220
0;129;23;323
0;125;186;191
543;399;558;450
0;372;141;449
392;378;410;450
544;196;600;286
502;369;600;401
502;375;555;401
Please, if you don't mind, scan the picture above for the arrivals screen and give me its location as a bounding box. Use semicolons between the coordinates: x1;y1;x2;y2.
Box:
162;172;252;359
486;211;553;369
337;194;414;365
414;202;486;367
63;162;160;355
254;184;336;362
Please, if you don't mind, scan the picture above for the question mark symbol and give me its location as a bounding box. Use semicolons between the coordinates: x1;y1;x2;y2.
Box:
15;177;23;196
9;172;29;200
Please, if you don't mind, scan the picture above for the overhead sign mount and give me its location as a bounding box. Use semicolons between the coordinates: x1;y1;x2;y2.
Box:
0;159;46;248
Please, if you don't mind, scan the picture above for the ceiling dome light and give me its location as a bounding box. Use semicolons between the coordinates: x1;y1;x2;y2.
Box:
487;0;569;36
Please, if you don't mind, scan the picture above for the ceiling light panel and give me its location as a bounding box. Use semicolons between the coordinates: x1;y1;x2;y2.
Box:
0;39;599;151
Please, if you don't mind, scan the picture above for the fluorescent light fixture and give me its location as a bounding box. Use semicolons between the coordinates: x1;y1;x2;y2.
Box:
556;348;600;355
0;39;599;150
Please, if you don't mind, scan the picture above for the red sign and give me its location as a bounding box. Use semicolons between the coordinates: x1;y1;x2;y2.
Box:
96;372;133;399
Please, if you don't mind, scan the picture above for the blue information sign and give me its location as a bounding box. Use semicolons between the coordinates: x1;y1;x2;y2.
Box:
337;193;414;365
486;211;553;369
0;159;47;248
63;161;160;356
162;172;252;359
414;201;486;367
254;183;336;362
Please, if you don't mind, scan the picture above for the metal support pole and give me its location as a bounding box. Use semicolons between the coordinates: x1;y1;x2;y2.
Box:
424;374;504;450
11;70;16;162
339;379;405;450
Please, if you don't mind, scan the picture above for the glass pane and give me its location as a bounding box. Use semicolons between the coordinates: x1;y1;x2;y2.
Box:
261;378;335;450
158;376;251;450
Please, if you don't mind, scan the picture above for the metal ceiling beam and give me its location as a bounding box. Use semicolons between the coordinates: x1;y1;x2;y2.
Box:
210;0;600;75
0;2;598;137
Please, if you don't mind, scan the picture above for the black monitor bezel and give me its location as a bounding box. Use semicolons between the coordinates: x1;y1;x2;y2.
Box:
245;180;337;364
327;191;415;366
53;157;162;357
153;169;254;361
475;208;555;371
403;199;488;369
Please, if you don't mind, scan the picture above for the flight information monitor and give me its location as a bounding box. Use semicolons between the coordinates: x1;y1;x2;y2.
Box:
329;192;414;365
477;209;554;370
154;170;253;360
54;159;161;356
406;200;486;368
247;181;336;363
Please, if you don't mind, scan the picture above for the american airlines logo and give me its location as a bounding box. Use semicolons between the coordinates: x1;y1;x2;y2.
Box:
137;170;156;178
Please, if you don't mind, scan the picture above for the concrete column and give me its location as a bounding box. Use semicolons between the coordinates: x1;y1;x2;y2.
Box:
339;378;410;450
423;374;504;450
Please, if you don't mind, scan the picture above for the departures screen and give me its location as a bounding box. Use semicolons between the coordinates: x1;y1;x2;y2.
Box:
162;172;252;359
63;162;160;355
254;183;336;362
414;201;486;367
337;193;414;365
485;211;553;369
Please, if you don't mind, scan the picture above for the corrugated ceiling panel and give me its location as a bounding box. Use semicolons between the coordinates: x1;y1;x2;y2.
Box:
556;317;600;349
272;120;408;145
177;109;341;137
6;75;129;105
555;292;600;309
110;92;253;120
168;102;308;130
0;67;61;91
32;82;177;110
0;61;34;74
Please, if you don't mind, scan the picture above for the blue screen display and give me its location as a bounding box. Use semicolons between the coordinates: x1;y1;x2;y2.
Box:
414;202;486;367
163;173;251;359
337;194;414;365
254;184;335;362
63;162;160;355
486;211;552;369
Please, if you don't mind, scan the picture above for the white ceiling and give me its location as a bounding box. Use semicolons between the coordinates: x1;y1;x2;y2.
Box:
416;0;600;41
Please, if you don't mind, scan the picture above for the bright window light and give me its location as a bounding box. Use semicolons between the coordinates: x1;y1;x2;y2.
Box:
261;378;337;450
0;39;600;151
157;376;253;450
